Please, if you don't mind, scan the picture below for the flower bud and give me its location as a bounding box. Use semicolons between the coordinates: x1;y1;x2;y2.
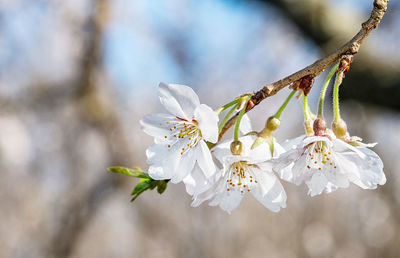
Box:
313;117;326;136
332;119;348;139
230;140;243;155
266;117;281;131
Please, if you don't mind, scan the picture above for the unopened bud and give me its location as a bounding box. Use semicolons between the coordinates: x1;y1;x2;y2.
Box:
266;117;281;131
313;117;326;136
230;140;243;155
332;119;348;139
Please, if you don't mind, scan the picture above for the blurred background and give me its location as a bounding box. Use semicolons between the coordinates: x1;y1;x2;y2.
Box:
1;0;399;257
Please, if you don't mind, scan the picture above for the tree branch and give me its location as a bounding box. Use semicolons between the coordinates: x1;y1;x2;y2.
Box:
219;0;388;140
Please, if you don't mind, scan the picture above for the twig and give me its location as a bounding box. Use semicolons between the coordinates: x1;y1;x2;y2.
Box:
219;0;388;140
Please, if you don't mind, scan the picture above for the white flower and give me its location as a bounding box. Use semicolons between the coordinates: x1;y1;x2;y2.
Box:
140;83;219;195
273;133;386;196
191;136;287;213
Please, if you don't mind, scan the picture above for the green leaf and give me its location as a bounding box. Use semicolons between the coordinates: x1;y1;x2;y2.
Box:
131;181;153;202
109;166;170;202
157;180;168;194
108;167;151;179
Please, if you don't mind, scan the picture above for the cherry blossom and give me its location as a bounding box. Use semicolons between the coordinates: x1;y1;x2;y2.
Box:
192;136;287;213
273;132;386;196
141;83;219;195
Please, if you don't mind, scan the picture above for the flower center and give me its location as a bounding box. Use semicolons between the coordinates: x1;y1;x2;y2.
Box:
226;161;259;194
305;141;337;171
163;119;201;155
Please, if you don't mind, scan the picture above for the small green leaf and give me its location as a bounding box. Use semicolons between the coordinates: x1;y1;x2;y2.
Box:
132;181;150;195
157;180;168;194
108;167;151;179
131;181;152;202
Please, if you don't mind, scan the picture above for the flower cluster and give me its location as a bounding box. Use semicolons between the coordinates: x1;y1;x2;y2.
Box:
136;77;385;213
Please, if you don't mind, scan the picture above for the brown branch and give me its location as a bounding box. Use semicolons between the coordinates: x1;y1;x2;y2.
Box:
219;0;388;140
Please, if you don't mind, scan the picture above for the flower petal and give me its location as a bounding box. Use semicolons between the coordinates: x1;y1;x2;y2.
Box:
306;173;328;196
195;141;216;178
251;180;286;212
191;171;225;207
239;114;252;134
273;141;286;157
280;135;306;151
212;139;232;164
170;147;196;183
217;190;243;214
140;113;176;141
337;148;386;189
270;147;302;178
194;104;219;143
148;165;168;180
146;143;182;179
251;167;275;196
183;163;211;195
158;82;200;119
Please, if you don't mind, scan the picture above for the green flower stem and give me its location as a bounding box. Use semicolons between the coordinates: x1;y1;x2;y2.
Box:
218;104;239;134
274;89;296;119
303;94;310;121
333;71;344;123
303;94;314;136
318;61;340;118
216;96;248;115
234;100;248;141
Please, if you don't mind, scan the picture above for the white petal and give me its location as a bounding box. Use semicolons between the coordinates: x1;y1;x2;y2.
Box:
171;147;196;183
306;173;328;196
320;161;350;191
244;135;270;160
252;181;286;212
140;113;175;140
194;104;219;143
291;154;312;185
146;144;181;178
183;163;210;195
302;136;332;148
158;82;200;119
191;172;225;207
280;135;306;150
251;167;276;196
270;147;302;178
217;190;243;214
213;135;269;164
195;141;216;178
239;114;252;134
212;139;232;164
148;165;169;180
337;149;386;189
273;141;286;157
333;138;366;158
